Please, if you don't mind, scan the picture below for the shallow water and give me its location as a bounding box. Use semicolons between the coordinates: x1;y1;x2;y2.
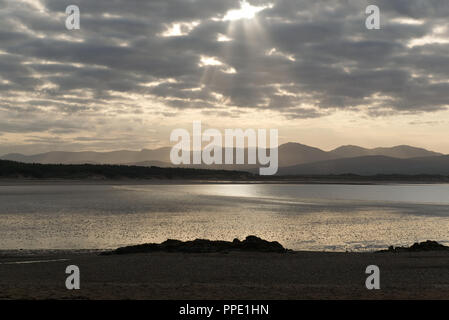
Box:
0;183;448;251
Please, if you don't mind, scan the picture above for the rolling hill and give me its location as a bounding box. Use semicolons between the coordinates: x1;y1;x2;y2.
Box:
1;148;172;165
1;143;445;176
329;145;442;159
278;155;449;176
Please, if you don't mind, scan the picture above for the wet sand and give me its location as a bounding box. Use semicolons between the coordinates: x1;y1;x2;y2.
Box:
1;250;449;300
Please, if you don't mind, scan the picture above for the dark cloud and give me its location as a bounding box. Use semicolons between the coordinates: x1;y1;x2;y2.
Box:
0;0;449;140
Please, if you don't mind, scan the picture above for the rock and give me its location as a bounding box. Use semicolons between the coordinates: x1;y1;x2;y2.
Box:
102;235;287;255
409;240;449;251
378;240;449;253
237;235;285;252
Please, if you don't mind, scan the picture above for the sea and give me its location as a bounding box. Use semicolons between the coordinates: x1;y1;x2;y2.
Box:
1;183;448;251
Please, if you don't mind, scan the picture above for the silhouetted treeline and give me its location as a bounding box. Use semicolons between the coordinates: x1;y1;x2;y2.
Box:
1;160;449;182
0;160;254;180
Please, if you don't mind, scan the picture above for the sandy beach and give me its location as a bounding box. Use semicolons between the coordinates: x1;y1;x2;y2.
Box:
1;250;449;300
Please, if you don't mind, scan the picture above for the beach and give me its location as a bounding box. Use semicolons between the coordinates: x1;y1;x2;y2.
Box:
1;250;449;300
1;182;449;300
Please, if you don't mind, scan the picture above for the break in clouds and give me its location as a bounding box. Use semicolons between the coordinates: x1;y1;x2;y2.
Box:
1;0;449;151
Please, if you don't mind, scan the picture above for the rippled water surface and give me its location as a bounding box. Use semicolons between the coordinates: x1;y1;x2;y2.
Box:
1;183;449;251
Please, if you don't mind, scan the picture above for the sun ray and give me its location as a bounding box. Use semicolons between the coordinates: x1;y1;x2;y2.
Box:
199;1;275;108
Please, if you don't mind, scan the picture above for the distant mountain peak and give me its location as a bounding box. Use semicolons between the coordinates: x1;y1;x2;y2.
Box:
330;144;441;159
1;143;444;169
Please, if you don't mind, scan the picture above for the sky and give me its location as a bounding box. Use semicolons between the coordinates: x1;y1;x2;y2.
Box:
1;0;449;155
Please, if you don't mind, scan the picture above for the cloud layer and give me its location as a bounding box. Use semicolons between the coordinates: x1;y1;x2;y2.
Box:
1;0;449;152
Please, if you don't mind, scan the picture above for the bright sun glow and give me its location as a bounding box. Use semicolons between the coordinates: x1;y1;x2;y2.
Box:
223;1;268;21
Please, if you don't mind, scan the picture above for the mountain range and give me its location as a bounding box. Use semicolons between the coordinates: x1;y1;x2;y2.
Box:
1;143;448;176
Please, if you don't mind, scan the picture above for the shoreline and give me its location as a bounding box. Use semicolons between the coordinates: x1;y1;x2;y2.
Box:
0;247;386;257
1;178;449;186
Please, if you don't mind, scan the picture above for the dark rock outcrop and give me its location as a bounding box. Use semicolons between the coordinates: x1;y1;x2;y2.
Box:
102;236;286;255
378;240;449;253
